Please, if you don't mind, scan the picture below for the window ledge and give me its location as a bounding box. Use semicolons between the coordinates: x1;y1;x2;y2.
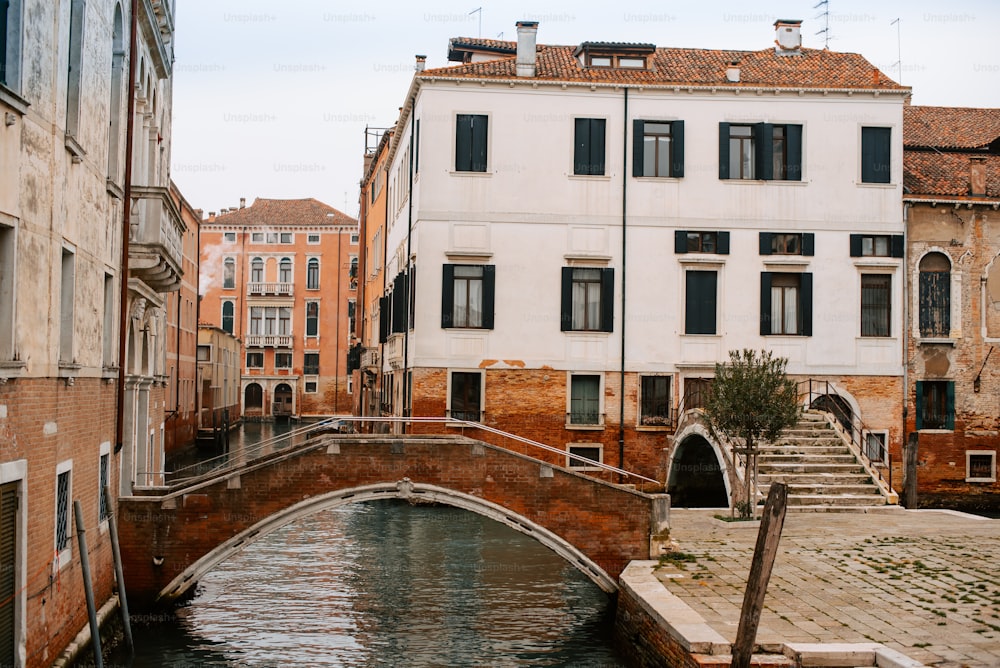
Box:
634;176;682;182
564;253;612;264
637;425;672;432
445;250;493;260
918;428;953;434
562;330;612;337
852;259;899;268
918;337;956;346
0;84;29;115
65;134;86;162
677;256;726;267
568;174;612;181
721;178;807;186
0;360;26;382
762;258;810;268
566;424;605;431
965;477;997;484
107;178;124;200
450;170;492;178
856;182;896;188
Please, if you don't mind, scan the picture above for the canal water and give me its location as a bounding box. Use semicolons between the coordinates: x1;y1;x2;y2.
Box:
118;424;628;667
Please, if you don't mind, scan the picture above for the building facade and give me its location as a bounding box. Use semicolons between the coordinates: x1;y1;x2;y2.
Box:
903;105;1000;510
199;198;359;420
0;0;177;664
196;324;242;441
361;21;910;487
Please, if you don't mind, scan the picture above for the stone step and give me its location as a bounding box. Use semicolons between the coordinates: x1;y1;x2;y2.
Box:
786;493;888;507
781;428;841;437
759;483;879;495
758;463;867;474
772;436;845;447
759;454;858;464
758;445;851;456
758;473;874;485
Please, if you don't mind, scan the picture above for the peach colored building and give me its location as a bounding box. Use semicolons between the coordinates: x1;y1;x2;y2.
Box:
199;198;358;420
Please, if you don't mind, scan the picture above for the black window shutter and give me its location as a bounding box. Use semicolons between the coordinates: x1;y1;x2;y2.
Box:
378;296;389;343
600;268;615;333
862;127;891;184
945;382;955;430
801;272;813;336
718;123;730;179
574;118;589;175
392;272;406;333
560;267;573;331
441;264;455;328
786;124;803;181
717;231;730;255
915;381;924;430
471;115;488;172
409;267;416;328
455;115;472;171
591;119;606;176
482;265;496;329
414;119;420;174
685;271;717;335
632;119;645;177
674;230;688;254
756;123;773;180
760;233;773;255
891;235;904;258
760;272;772;335
802;233;815;256
849;234;863;257
671;120;685;178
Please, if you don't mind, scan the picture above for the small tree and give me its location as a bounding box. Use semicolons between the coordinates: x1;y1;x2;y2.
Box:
703;349;800;518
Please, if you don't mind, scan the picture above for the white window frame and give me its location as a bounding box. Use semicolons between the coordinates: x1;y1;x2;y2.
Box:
307;233;321;245
223;232;236;243
98;441;111;530
966;450;997;483
566;443;603;471
0;217;18;367
251;232;264;243
55;459;73;569
304;377;318;394
863;430;888;464
566;372;604;429
446;369;484;423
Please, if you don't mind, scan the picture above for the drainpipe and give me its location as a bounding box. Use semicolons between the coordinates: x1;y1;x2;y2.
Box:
334;225;342;413
900;201;909;496
194;217;201;430
115;0;139;455
618;88;628;477
402;110;415;432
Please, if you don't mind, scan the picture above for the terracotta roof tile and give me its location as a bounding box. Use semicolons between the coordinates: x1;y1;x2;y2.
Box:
204;198;356;227
904;151;1000;198
422;42;905;90
903;106;1000;150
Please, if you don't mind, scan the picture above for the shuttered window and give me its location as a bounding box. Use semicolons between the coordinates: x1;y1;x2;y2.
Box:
305;302;319;337
55;471;70;553
759;232;814;256
915;380;954;430
570;375;601;425
719;123;802;181
675;231;730;254
861;127;891;183
449;371;482;421
0;482;17;667
456;114;488;172
861;274;891;337
919;253;950;337
574;118;606;175
441;264;495;329
849;234;904;258
685;271;717;335
560;267;614;332
760;272;813;336
633;120;685;177
640;376;671;426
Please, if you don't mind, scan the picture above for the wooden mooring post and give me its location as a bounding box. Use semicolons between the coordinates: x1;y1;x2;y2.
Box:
732;482;788;668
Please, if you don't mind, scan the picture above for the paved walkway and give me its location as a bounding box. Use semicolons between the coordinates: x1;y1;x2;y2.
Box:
657;508;1000;667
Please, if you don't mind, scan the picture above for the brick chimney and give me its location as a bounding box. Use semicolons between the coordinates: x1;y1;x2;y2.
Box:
239;197;246;209
516;21;539;77
970;157;987;196
774;19;803;55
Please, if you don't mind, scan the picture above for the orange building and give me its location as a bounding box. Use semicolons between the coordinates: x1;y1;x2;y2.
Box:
199;198;358;419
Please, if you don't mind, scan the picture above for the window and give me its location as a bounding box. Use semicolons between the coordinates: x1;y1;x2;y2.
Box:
560;267;614;332
455;113;488;172
0;222;14;360
569;375;601;425
967;452;996;483
221;301;234;335
685;271;717;335
246;351;264;368
347;299;356;336
759;232;814;256
99;451;110;522
251;232;264;243
303;352;319;375
60;247;75;362
865;431;887;464
919;253;950;337
567;444;603;469
849;234;903;258
585;53;646;69
633;120;684;178
306;301;319;337
350;233;359;245
307;258;320;289
442;264;495;329
719;123;802;181
861;274;891;337
1;0;23;91
106;5;124;180
684;378;713;410
275;352;292;369
278;307;291;335
349;256;358;290
307;234;320;244
65;0;85;139
103;272;115;366
675;231;729;254
574;118;606;176
266;232;278;244
250;257;263;283
223;232;236;243
916;380;954;430
760;272;812;336
861;127;891;184
304;380;318;393
55;466;71;560
223;258;235;289
280;232;292;244
640;376;671;426
449;371;482;421
279;258;291;283
197;345;210;362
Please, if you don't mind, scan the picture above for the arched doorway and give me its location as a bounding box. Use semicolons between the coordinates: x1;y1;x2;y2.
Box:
667;436;728;508
273;383;293;419
811;393;852;434
245;383;263;418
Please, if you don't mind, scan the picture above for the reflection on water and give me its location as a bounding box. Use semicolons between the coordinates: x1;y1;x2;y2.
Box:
167;420;313;482
117;501;626;667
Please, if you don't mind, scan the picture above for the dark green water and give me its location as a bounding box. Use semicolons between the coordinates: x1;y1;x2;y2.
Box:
112;501;627;667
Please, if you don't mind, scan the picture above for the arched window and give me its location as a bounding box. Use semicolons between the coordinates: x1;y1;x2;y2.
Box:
307;258;320;289
919;252;951;337
223;258;235;289
251;257;264;283
279;257;292;283
221;301;234;334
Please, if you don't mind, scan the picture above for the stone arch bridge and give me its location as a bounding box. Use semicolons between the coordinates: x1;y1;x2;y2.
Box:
118;432;671;609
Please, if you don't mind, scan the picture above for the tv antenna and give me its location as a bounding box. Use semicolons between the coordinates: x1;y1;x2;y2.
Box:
890;18;902;83
814;0;830;49
469;7;482;38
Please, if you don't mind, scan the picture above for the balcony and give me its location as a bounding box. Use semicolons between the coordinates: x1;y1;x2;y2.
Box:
385;335;404;369
244;334;293;348
129;186;185;292
248;282;293;297
361;347;379;369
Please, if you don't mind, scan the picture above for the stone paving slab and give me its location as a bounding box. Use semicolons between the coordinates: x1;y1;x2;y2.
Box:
656;508;1000;667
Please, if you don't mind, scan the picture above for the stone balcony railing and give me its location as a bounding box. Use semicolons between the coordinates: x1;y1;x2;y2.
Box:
247;282;293;297
361;347;379;369
385;335;403;369
129;185;185;292
244;334;293;348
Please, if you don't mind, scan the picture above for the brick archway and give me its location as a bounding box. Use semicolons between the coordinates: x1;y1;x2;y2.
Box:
159;480;618;603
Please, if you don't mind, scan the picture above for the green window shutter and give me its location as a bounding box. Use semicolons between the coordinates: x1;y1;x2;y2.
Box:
756;123;773;180
455;114;472;171
471;115;488;172
760;272;772;335
802;233;815;256
785;124;803;181
686;271;717;335
414;119;420;174
671;120;685;177
560;267;573;331
717;231;730;255
759;232;773;256
591;119;606;175
574;118;592;175
632;119;645;177
718;123;730;179
800;272;813;336
600;268;615;333
891;235;905;258
915;381;924;430
674;230;687;254
849;234;863;257
482;265;496;330
945;381;955;430
441;264;455;328
862;127;891;184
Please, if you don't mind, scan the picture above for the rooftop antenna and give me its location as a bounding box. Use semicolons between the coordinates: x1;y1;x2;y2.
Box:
497;31;504;40
813;0;830;49
469;7;481;38
890;18;902;84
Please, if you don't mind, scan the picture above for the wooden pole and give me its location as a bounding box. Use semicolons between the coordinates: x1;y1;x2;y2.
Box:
73;501;104;668
732;482;788;668
904;432;919;508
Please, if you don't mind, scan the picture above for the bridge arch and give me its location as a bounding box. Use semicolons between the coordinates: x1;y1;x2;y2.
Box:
159;479;618;604
668;422;734;506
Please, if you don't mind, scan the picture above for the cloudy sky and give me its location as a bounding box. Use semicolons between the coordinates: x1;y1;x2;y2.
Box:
169;0;1000;219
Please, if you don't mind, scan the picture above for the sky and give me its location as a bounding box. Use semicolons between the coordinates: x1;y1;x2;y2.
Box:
169;0;1000;220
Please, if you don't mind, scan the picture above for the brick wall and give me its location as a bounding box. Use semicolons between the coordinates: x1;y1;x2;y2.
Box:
615;585;699;668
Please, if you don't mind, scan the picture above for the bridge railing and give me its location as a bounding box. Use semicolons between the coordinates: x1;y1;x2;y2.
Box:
163;415;661;493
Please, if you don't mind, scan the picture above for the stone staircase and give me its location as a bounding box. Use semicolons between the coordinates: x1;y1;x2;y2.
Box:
756;411;890;511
